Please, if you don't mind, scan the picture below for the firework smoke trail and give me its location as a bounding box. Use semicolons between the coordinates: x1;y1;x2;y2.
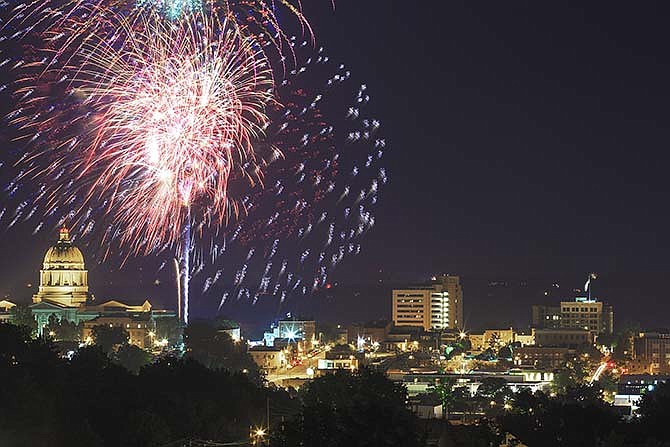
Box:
77;15;276;324
181;208;191;323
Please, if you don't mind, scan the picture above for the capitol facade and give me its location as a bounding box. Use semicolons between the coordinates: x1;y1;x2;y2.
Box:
21;227;176;348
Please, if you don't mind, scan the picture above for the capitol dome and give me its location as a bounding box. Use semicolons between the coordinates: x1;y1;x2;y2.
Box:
43;227;85;267
33;227;90;308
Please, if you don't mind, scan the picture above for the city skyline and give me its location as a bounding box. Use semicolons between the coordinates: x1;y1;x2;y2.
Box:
1;1;669;328
0;226;666;331
3;2;670;447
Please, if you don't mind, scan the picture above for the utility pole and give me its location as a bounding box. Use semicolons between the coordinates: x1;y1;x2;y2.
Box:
266;396;270;446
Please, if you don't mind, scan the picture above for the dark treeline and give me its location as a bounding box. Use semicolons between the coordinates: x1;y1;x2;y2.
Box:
498;384;670;447
0;323;423;447
5;320;670;447
0;323;281;446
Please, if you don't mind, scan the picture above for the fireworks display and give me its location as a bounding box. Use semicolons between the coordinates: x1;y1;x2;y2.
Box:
197;40;386;308
0;0;386;316
2;0;313;68
136;0;203;19
67;15;275;253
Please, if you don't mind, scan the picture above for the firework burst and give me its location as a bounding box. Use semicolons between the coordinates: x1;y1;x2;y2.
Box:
20;15;276;255
0;0;386;317
1;0;315;70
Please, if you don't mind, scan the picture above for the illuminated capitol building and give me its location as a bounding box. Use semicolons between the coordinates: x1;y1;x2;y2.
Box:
22;227;175;347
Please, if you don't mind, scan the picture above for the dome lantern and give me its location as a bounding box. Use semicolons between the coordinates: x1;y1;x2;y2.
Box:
59;226;70;241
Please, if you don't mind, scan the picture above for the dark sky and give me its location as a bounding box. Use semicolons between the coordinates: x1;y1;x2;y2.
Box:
304;1;670;328
1;1;669;330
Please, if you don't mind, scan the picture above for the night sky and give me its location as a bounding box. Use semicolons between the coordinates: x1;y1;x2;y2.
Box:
1;1;669;330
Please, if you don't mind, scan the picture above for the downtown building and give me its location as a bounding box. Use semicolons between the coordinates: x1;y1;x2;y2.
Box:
633;331;670;374
392;275;463;331
532;296;613;335
263;318;317;351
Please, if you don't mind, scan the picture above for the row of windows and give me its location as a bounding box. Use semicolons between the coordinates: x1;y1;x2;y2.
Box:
540;334;589;341
562;307;599;313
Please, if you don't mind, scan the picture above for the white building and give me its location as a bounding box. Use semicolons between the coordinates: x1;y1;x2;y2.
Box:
392;275;463;331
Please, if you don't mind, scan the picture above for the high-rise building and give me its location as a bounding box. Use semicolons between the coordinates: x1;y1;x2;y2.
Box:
392;286;433;330
531;296;613;335
434;275;463;330
392;275;463;331
559;297;613;334
531;305;562;329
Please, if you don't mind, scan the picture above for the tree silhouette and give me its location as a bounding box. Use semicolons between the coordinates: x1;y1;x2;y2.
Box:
435;377;459;419
638;381;670;443
115;343;153;374
45;314;81;341
274;368;419;447
183;320;260;382
90;325;129;353
9;304;37;335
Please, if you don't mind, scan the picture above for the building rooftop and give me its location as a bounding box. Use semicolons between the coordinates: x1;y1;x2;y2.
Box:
249;346;282;352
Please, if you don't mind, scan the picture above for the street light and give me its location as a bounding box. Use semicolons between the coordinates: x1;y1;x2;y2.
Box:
251;427;267;446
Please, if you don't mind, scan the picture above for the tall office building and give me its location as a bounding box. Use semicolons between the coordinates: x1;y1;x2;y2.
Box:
531;305;562;329
532;297;613;335
560;297;613;334
392;275;463;331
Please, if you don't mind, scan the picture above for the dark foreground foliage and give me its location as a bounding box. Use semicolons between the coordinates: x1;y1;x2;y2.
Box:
499;384;670;447
271;368;421;447
0;323;422;447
